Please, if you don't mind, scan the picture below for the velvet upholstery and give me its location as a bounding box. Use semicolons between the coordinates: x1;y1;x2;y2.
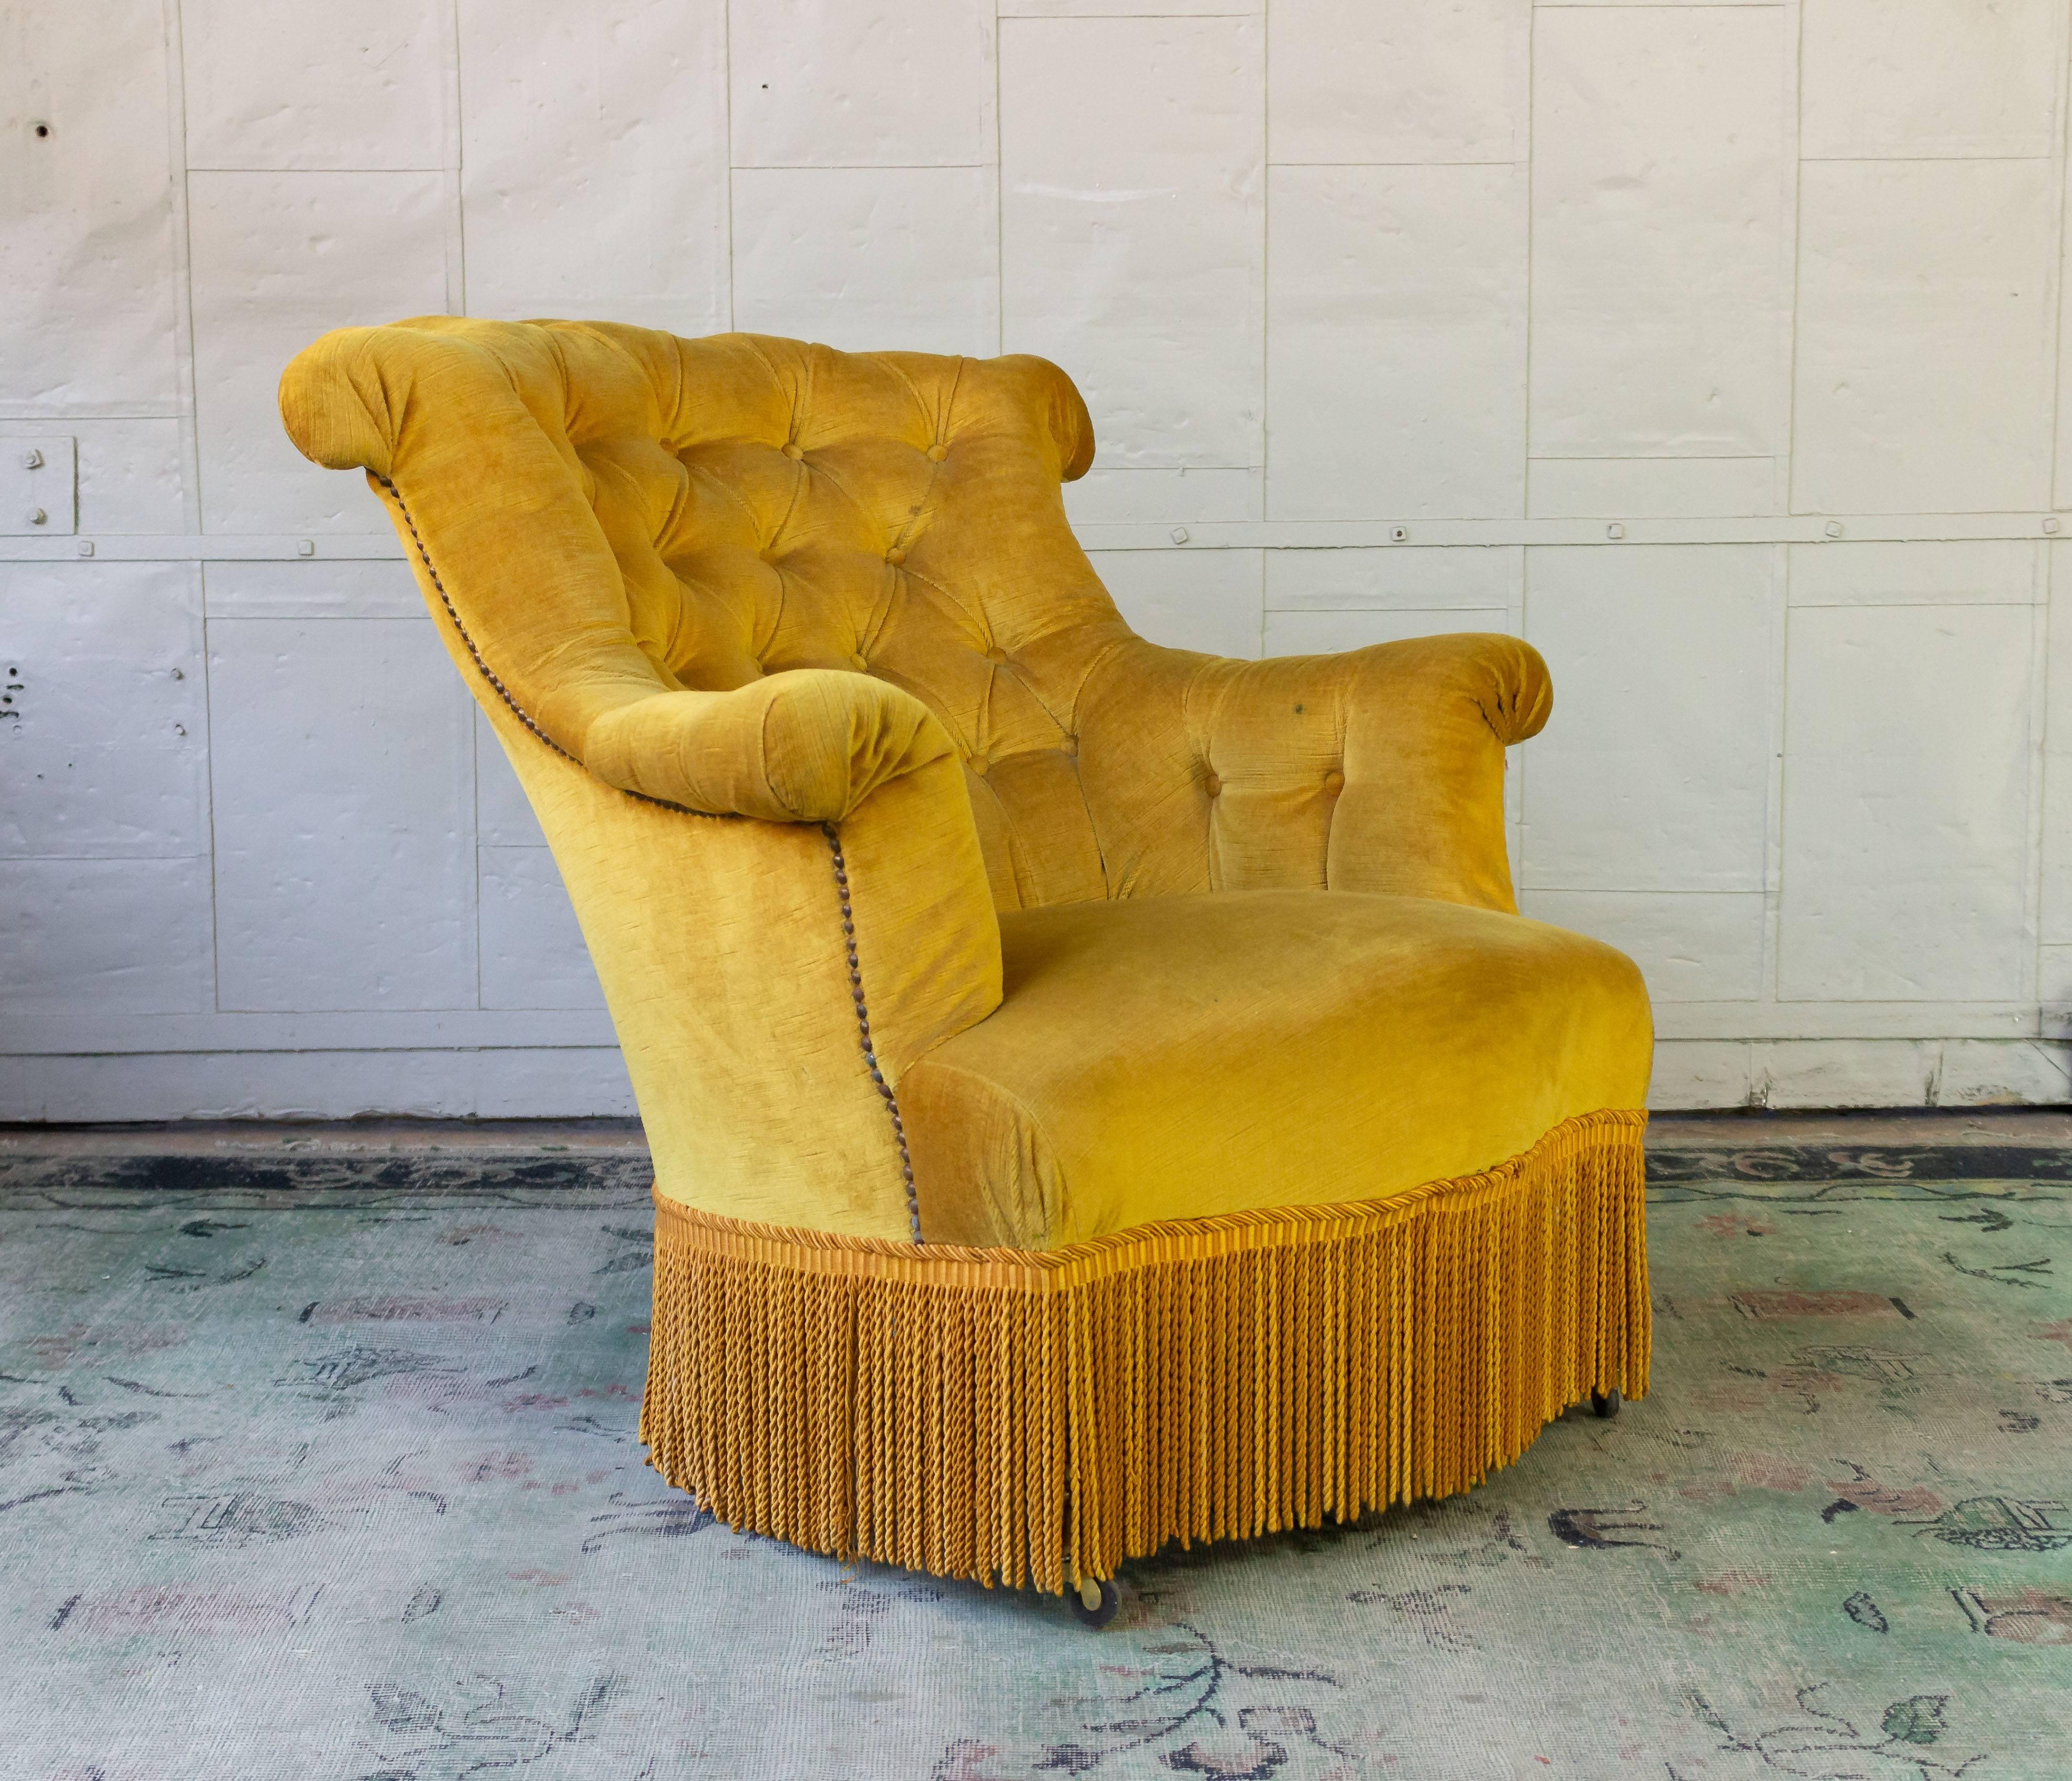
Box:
278;316;1651;1249
908;890;1650;1249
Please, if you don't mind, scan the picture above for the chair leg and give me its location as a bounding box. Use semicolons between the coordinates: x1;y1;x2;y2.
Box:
1070;1576;1120;1630
1591;1387;1622;1419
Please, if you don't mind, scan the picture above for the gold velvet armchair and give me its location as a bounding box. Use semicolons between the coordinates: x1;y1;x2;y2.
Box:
280;318;1653;1613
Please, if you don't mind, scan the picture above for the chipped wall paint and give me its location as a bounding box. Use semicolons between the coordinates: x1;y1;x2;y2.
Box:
3;0;2071;1117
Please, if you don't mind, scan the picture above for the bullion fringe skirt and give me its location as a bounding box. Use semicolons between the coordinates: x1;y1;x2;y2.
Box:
640;1108;1650;1593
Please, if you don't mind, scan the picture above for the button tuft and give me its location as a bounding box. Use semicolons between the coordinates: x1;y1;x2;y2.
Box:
1323;770;1345;793
926;444;947;462
781;443;804;461
1203;771;1222;797
886;547;907;566
850;653;869;671
985;646;1007;663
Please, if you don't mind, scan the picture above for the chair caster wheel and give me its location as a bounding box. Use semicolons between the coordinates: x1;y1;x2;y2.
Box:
1070;1577;1120;1629
1591;1388;1622;1419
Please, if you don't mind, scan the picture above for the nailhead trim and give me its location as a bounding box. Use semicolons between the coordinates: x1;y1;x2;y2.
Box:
376;471;920;1240
823;820;923;1244
376;474;583;767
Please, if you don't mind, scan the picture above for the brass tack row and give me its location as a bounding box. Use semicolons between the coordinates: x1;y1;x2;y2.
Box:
822;821;924;1244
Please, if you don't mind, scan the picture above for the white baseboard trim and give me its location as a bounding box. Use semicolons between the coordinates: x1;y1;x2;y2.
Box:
1650;1037;2072;1112
6;1037;2066;1123
0;1047;638;1123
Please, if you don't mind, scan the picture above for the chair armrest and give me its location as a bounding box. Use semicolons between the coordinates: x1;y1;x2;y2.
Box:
480;679;1001;1239
1225;632;1546;910
584;671;956;824
1082;632;1550;912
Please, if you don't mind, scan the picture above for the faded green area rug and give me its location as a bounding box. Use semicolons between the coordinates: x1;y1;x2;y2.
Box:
3;1129;2070;1779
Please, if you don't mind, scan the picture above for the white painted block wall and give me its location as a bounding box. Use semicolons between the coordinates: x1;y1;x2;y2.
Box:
5;0;2071;1118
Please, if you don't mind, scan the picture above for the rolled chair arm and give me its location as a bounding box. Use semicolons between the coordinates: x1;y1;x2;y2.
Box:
1218;631;1547;910
584;671;957;824
1376;630;1551;748
1082;631;1551;911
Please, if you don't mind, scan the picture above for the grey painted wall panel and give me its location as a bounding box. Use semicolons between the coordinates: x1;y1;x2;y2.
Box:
4;0;2070;1113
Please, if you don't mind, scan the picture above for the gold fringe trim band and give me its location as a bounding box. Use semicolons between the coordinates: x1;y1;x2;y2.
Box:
640;1107;1649;1593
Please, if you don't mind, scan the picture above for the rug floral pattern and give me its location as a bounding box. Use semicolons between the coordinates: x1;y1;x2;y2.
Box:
2;1135;2069;1778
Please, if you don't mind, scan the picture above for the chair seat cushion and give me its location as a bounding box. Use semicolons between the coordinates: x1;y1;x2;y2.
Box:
900;889;1652;1249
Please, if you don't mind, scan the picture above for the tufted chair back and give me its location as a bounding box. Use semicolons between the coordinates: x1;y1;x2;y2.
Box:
287;316;1152;910
570;326;1139;911
286;315;1534;926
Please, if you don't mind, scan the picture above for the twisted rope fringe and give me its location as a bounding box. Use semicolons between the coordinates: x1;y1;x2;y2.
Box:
639;1107;1648;1593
